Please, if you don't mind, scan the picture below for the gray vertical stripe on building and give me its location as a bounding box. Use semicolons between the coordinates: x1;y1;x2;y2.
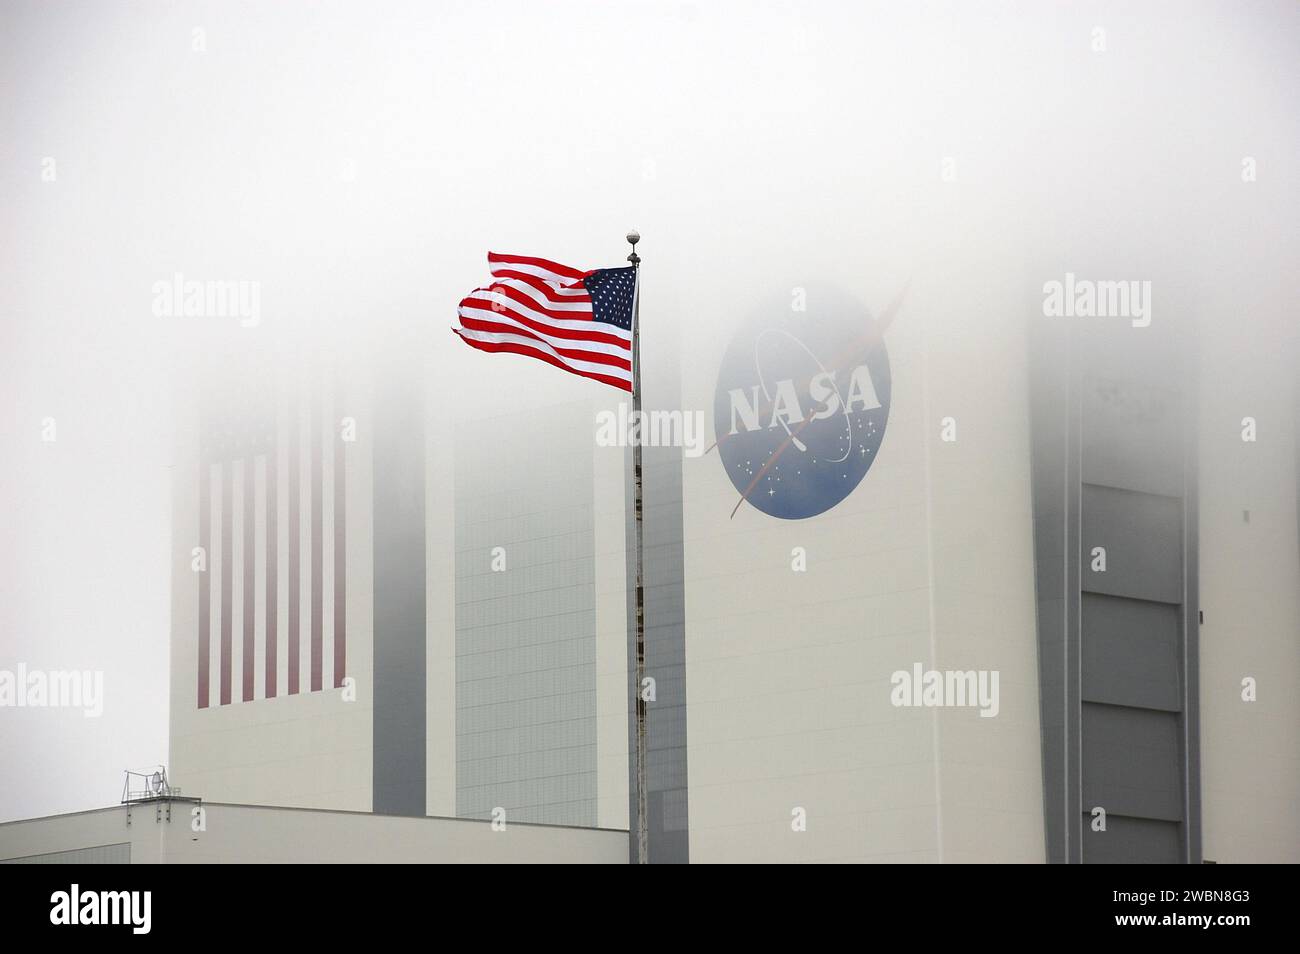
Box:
1030;316;1201;863
372;374;427;817
453;404;598;827
1065;339;1085;865
625;353;690;864
1028;319;1071;864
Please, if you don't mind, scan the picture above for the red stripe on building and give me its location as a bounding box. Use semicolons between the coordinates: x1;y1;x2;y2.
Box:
311;383;323;693
220;463;232;706
288;389;300;696
266;448;278;698
198;461;210;709
242;459;255;702
333;377;346;689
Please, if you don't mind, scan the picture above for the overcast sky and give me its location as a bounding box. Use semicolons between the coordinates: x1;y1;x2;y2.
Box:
1;0;1296;823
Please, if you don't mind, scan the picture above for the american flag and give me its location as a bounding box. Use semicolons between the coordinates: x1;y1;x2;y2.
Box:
197;367;347;708
453;251;636;391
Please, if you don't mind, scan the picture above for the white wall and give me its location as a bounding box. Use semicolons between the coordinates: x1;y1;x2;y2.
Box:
677;240;1045;861
1198;322;1300;863
0;803;625;864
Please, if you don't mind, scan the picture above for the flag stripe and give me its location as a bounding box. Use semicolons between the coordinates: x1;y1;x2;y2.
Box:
454;323;633;378
490;271;592;305
485;279;597;316
455;251;635;392
460;292;630;345
467;285;629;338
457;308;633;366
488;251;588;283
454;328;633;391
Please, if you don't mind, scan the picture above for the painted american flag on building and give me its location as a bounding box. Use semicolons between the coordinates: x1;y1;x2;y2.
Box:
453;251;636;392
196;366;347;707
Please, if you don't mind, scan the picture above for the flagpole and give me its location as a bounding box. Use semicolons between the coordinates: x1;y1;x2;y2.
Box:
627;229;648;864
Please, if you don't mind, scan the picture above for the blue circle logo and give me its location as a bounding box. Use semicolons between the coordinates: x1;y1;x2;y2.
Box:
713;286;893;520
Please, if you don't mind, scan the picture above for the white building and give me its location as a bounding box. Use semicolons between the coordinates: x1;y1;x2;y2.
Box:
147;261;1300;864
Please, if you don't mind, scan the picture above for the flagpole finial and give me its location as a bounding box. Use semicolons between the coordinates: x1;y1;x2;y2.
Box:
626;230;640;266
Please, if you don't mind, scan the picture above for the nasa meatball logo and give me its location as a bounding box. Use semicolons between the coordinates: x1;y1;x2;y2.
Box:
713;286;897;519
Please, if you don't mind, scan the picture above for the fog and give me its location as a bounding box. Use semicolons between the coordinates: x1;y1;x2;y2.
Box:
1;0;1296;823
